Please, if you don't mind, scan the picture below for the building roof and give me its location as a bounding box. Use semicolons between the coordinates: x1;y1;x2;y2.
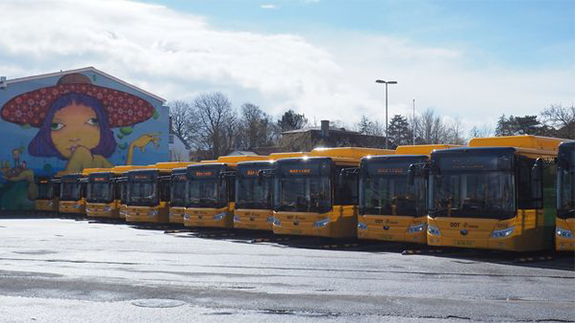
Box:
2;66;165;103
282;126;360;135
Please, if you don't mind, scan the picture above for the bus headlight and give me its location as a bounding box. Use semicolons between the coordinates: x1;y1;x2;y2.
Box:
148;210;159;217
213;212;227;221
428;225;441;236
556;227;574;239
267;216;275;224
273;218;281;227
490;226;515;239
407;223;427;234
313;218;331;228
233;215;240;222
357;222;368;230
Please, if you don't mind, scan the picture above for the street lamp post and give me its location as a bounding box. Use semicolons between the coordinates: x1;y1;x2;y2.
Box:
375;79;397;149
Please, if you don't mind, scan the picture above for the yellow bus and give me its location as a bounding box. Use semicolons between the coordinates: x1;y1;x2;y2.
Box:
233;160;276;231
556;141;574;251
357;145;460;243
85;165;134;219
183;155;269;229
35;176;59;214
168;167;188;224
233;153;307;231
273;147;393;238
427;135;562;252
124;162;191;224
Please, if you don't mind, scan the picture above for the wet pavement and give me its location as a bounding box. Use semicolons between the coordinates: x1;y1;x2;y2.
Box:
0;217;573;322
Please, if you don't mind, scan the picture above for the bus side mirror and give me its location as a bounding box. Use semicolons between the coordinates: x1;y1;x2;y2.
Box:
407;164;416;186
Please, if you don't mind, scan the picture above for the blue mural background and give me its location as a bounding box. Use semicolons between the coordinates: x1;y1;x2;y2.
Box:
0;68;169;210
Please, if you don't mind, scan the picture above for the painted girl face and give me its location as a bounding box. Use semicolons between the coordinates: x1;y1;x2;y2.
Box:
50;102;101;159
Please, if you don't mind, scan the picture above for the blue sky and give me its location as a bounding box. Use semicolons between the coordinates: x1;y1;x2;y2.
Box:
1;0;574;134
147;0;575;69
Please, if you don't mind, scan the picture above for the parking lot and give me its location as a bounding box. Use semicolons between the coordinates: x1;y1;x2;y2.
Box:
0;216;573;322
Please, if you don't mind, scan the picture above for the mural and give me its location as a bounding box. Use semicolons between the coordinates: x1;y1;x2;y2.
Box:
0;69;169;210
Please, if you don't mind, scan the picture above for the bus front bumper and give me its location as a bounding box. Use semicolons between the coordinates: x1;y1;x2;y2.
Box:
59;200;85;214
35;199;57;212
169;207;186;224
233;209;274;231
426;211;551;252
184;207;233;228
273;206;357;238
357;215;427;243
556;218;575;252
125;206;165;223
86;203;118;218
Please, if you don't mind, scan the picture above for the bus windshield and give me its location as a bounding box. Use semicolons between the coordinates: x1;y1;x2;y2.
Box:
429;153;516;219
87;175;114;203
170;176;187;207
37;181;53;200
61;182;82;201
361;174;426;217
128;173;158;206
187;178;227;208
274;159;331;213
236;177;272;210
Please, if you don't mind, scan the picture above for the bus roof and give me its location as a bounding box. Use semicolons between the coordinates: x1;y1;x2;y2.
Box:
269;152;307;160
215;155;270;165
81;167;110;176
468;135;563;152
433;146;558;159
395;144;462;156
154;161;196;169
308;147;394;160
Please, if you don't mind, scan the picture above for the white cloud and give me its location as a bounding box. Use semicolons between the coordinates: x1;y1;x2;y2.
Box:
260;4;277;10
0;0;573;135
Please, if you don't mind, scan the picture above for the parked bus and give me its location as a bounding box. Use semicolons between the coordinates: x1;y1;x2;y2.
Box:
124;162;191;223
168;167;188;224
427;136;562;252
184;155;269;229
85;166;134;218
35;176;59;214
357;145;460;243
231;153;307;231
556;141;574;251
58;171;89;214
273;147;393;238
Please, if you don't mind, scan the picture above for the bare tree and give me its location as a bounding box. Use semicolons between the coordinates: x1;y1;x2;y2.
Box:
355;115;385;136
237;103;276;150
468;125;494;139
413;109;448;144
191;92;236;159
445;117;465;145
541;104;575;139
168;100;195;143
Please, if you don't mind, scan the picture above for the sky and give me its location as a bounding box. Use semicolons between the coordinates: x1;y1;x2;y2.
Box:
0;0;574;135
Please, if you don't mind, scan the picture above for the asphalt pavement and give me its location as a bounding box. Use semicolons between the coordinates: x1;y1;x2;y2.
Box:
0;217;573;322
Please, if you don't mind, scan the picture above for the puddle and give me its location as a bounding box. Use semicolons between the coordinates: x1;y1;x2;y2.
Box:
131;299;186;308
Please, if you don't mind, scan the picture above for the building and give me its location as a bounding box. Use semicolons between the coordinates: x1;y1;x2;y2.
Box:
169;133;191;161
278;120;391;152
0;67;169;210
